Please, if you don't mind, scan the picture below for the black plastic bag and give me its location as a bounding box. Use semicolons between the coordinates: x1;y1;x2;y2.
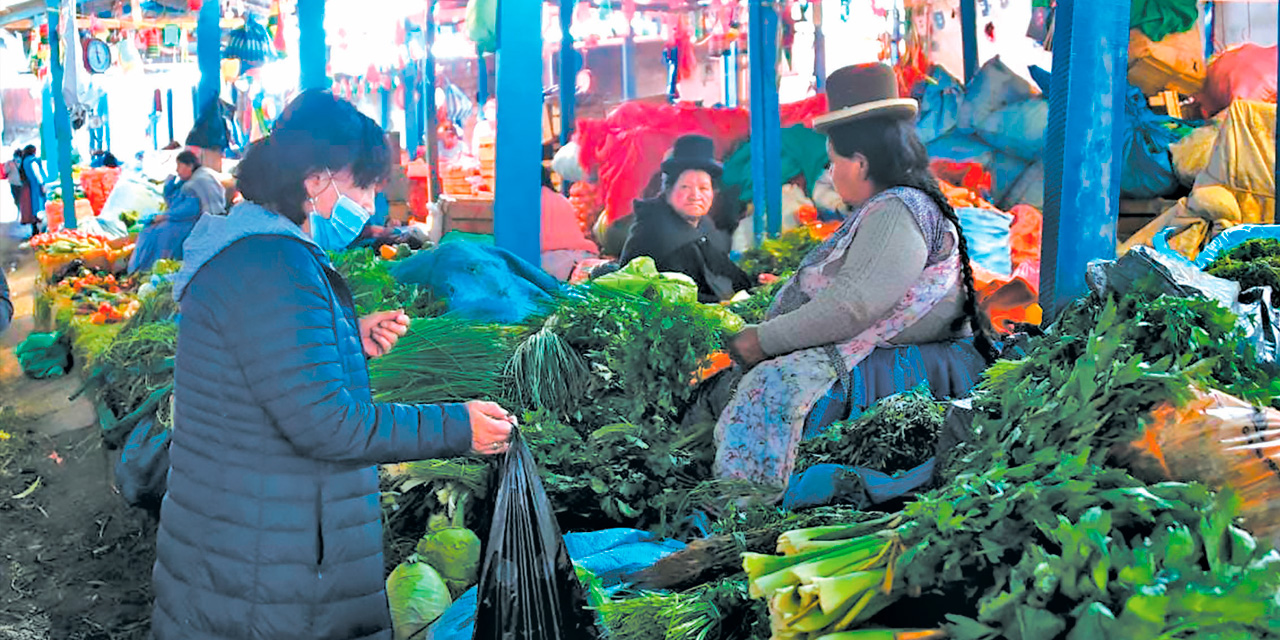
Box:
472;432;599;640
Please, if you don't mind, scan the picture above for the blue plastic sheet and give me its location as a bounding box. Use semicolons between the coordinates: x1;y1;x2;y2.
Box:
1193;224;1280;269
781;460;937;511
957;207;1015;276
390;242;563;324
955;57;1035;133
914;66;963;145
427;529;685;640
115;417;170;510
977;99;1049;162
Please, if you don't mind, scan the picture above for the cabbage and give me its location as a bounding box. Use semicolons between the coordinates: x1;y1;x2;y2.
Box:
416;527;482;598
387;556;453;640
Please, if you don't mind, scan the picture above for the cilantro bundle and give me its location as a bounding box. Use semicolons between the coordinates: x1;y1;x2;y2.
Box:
1205;238;1280;306
330;247;444;318
736;227;823;279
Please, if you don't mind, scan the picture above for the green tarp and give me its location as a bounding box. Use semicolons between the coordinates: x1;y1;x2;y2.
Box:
1131;0;1198;43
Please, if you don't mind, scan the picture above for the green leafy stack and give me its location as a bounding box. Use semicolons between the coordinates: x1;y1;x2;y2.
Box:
796;386;945;476
330;247;444;317
749;290;1280;640
1205;238;1280;306
737;227;823;279
368;316;514;405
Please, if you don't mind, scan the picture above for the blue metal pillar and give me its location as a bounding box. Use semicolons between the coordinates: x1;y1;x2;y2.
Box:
297;0;328;90
559;0;577;193
493;0;543;264
196;0;220;115
476;48;489;106
960;0;979;84
1040;0;1131;316
46;0;75;229
748;0;782;240
1275;8;1278;204
404;64;419;160
1204;1;1215;59
424;0;441;199
621;18;636;100
813;0;825;90
380;87;392;131
166;89;175;143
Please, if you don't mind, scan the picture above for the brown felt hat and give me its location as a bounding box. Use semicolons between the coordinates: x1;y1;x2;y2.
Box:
813;63;919;132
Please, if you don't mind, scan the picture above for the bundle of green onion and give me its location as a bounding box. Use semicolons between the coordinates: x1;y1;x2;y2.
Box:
369;316;513;405
506;322;590;415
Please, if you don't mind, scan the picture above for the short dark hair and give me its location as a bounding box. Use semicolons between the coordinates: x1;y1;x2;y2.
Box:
235;90;391;225
176;150;200;168
22;145;36;157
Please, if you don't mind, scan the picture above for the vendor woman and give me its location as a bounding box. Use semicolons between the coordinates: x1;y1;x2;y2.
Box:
620;134;752;303
715;64;996;491
130;150;226;273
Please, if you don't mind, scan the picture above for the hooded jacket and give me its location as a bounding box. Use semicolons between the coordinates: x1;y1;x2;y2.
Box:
151;202;473;640
619;195;752;303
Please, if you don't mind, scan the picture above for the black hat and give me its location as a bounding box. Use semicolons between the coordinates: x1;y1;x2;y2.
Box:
660;134;722;180
813;63;918;132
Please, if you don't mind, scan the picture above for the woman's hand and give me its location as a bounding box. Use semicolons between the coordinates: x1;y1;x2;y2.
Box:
467;401;516;456
729;326;767;368
359;310;411;358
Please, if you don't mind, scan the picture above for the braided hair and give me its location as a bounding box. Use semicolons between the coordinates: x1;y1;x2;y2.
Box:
827;115;998;362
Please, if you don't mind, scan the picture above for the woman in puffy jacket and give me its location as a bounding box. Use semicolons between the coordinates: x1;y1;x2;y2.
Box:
151;90;515;639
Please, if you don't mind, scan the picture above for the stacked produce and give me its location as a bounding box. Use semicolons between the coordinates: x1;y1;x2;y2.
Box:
29;228;133;278
1205;238;1280;305
745;290;1280;639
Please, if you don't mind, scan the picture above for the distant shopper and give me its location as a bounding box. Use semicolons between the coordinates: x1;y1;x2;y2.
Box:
129;151;226;272
18;146;44;237
541;166;598;280
0;268;11;335
4;149;23;212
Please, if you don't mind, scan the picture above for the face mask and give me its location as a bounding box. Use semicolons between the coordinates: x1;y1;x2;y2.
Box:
308;174;372;251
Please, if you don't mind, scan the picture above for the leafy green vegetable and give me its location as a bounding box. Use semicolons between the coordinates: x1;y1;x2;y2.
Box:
1205;238;1280;306
727;278;787;325
796;386;945;475
386;556;453;640
330;247;444;317
736;227;822;279
369;316;514;405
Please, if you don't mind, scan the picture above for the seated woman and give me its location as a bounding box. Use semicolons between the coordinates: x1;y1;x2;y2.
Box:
620;134;752;303
130;150;226;273
713;64;997;492
541;166;599;280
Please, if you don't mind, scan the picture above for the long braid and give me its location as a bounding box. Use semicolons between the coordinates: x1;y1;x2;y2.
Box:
898;169;999;363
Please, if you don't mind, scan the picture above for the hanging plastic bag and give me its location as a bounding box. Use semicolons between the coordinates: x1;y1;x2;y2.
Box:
114;416;170;511
1121;86;1186;199
472;432;599;640
466;0;498;54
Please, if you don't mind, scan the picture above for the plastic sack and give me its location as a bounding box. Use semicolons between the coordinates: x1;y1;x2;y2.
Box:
1195;224;1280;269
1168;123;1218;186
114;417;170;510
466;0;498;54
914;66;963;145
1121;86;1185;199
15;332;72;379
593;256;699;305
551;141;585;183
927;132;996;168
957;207;1014;277
1198;44;1278;119
1127;26;1206;96
955;57;1035;134
1192;100;1276;226
987;150;1038;207
1118;387;1280;550
472;432;600;640
975;98;1048;162
1000;161;1045;211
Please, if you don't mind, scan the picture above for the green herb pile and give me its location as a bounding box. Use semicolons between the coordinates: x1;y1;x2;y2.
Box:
727;278;787;325
735;227;822;279
330;247;444;317
368;316;514;405
1204;238;1280;305
795;385;945;476
746;289;1280;640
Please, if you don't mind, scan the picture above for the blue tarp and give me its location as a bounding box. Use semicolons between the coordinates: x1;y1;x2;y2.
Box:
390;241;563;324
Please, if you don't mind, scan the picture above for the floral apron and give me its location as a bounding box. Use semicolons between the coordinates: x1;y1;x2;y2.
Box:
714;187;962;489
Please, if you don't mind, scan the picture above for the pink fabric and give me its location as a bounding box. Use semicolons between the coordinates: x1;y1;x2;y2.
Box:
542;188;599;253
574;95;829;223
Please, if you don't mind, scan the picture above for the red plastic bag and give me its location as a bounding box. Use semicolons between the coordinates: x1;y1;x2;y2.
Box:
1198;44;1278;118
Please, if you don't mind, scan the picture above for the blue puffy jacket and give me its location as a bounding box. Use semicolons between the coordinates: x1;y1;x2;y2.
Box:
152;203;473;639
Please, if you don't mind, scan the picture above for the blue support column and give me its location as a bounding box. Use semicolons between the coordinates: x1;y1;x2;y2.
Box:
813;0;826;90
196;0;220;114
960;0;979;84
621;21;636;100
1204;1;1215;59
748;0;782;240
380;87;392;131
559;0;577;148
424;0;441;199
46;0;75;229
493;0;543;265
404;64;419;160
1040;0;1131;317
1275;9;1278;203
476;48;489;106
166;89;175;143
297;0;328;90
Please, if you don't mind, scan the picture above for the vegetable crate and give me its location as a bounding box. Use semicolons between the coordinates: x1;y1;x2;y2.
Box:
440;195;494;235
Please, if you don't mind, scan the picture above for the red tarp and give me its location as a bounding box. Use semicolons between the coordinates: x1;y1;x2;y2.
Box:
574;95;829;222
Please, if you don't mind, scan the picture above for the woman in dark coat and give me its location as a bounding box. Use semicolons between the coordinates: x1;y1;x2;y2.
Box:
620;134;752;303
151;90;515;640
